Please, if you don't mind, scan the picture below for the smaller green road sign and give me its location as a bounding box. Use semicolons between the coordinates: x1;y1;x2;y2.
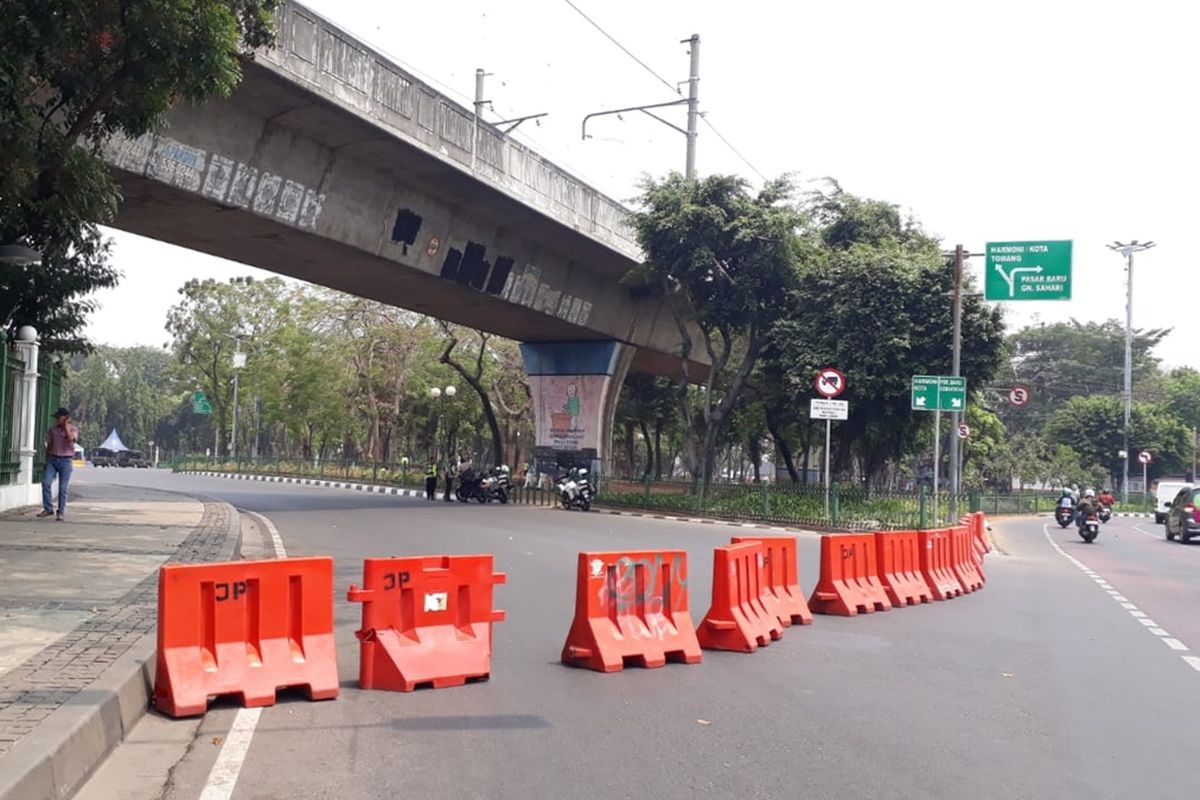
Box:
985;240;1072;301
911;375;967;412
192;390;212;415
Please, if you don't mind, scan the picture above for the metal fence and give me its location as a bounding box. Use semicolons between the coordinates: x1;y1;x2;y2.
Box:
0;347;25;485
31;353;63;478
597;478;975;530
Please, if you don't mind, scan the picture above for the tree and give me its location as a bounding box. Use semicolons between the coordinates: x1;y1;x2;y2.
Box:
1044;395;1191;485
1003;320;1169;433
0;0;280;344
763;186;1005;486
165;276;289;458
630;173;806;486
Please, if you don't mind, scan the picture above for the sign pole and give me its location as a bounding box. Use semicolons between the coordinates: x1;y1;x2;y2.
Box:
824;418;832;518
932;409;941;526
948;244;964;519
1143;460;1148;507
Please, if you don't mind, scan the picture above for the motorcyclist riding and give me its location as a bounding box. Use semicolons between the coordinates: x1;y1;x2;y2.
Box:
1098;489;1116;508
1076;489;1100;530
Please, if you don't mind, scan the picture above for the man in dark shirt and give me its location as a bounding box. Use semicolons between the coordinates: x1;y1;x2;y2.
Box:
40;408;78;520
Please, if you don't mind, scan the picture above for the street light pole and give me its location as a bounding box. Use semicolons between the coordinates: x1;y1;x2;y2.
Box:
1108;240;1156;503
230;341;246;461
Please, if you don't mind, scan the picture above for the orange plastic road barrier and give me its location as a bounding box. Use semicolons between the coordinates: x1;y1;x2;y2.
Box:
949;526;985;592
562;550;702;672
697;542;784;652
731;535;813;626
155;557;339;718
874;531;933;607
347;555;505;691
808;535;892;616
968;512;991;559
918;529;964;600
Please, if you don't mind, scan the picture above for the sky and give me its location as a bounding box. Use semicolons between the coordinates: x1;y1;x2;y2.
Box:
86;0;1198;369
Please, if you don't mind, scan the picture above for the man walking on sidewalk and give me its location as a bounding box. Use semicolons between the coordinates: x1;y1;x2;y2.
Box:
40;408;78;521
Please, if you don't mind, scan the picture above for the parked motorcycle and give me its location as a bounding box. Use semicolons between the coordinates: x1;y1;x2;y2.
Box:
455;471;488;503
1079;512;1100;543
481;466;512;504
1098;504;1112;524
1055;497;1076;528
556;467;594;512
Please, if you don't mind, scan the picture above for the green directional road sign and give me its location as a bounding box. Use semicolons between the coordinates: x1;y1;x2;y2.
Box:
911;375;967;412
192;390;212;415
984;240;1072;301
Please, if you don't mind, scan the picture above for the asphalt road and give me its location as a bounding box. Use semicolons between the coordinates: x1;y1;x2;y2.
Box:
74;470;1200;800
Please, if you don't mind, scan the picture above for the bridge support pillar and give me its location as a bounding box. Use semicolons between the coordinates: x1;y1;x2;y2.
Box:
519;341;634;481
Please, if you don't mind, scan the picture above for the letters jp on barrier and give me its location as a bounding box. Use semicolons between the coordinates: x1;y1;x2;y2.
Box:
155;557;339;718
348;554;506;692
562;550;702;672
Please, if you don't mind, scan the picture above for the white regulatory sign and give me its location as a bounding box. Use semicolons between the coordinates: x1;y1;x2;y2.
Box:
810;398;849;421
1138;451;1152;465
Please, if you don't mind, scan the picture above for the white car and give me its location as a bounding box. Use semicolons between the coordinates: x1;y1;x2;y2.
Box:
1154;481;1193;524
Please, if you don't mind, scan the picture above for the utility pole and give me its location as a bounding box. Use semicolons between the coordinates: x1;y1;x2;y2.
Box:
948;244;964;518
683;34;700;180
581;35;700;180
1108;240;1155;503
471;69;547;173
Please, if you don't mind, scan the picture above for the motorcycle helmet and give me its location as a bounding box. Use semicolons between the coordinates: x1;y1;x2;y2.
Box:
1084;489;1096;498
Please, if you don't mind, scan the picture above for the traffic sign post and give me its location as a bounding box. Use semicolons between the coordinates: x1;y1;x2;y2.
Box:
1140;451;1152;501
985;240;1073;301
809;390;849;520
191;390;212;415
911;375;967;412
814;368;846;399
912;376;968;525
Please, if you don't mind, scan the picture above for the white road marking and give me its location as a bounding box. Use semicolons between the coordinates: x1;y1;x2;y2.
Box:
198;707;263;800
1041;522;1197;677
199;511;287;800
1132;525;1160;540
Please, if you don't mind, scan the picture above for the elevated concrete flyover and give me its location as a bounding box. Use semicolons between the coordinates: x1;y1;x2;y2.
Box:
103;1;702;474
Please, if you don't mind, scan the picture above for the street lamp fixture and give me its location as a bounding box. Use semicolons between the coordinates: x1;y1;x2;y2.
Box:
0;244;42;266
429;385;457;463
1108;240;1156;503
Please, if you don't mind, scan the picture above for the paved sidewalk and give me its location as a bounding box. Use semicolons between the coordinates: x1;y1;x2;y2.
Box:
0;482;238;800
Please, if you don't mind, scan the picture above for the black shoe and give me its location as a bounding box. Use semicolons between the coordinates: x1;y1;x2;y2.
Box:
37;510;53;518
55;513;64;521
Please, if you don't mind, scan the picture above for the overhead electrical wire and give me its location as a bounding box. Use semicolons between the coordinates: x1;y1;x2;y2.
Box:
562;0;770;182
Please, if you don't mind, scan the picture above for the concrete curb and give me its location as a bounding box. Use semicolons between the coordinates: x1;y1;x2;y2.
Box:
0;498;240;800
180;470;428;499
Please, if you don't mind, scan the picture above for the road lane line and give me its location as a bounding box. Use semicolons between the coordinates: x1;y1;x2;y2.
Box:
1041;523;1199;676
199;511;286;800
198;707;263;800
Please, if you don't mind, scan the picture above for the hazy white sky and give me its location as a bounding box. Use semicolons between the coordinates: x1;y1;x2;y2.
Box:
88;0;1198;369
